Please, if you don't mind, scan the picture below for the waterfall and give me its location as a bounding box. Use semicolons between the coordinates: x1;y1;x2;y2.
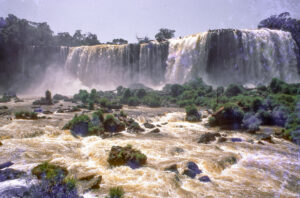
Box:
165;28;300;87
64;28;300;88
65;42;168;88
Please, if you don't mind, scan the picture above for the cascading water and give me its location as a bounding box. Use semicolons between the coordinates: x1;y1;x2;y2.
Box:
63;28;299;88
64;42;168;89
165;28;300;87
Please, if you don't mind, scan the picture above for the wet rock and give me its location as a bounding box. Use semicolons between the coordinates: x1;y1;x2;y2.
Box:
0;168;26;182
199;176;211;182
42;110;53;115
57;109;64;113
217;156;238;170
198;132;221;144
79;174;102;189
71;122;89;137
259;134;275;144
174;147;184;153
0;186;29;198
164;164;178;173
107;145;147;168
0;141;2;146
104;116;126;133
143;122;155;129
0;161;14;169
257;141;265;145
14;98;24;103
182;169;196;178
150;128;160;133
217;137;227;143
156;124;161;127
161;122;168;125
127;121;145;133
187;162;202;174
90;176;102;189
231;138;242;142
0;106;8;110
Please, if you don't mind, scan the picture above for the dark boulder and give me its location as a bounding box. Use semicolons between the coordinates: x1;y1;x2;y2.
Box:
164;164;178;173
182;169;196;178
217;137;227;143
231;138;242;142
71;122;89;137
144;122;155;129
104;115;126;133
0;168;25;182
198;132;221;144
150;128;160;133
199;176;211;182
217;155;238;170
187;162;202;174
127;122;145;133
0;161;14;169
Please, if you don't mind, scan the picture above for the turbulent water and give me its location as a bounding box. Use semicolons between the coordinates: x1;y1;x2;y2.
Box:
0;100;299;197
63;28;300;89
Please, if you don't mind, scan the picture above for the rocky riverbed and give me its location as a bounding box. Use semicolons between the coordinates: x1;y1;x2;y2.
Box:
0;97;299;198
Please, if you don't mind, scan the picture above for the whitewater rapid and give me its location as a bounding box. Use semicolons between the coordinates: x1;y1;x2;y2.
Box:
0;99;299;197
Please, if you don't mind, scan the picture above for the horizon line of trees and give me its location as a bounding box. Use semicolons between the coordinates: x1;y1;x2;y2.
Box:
0;14;176;48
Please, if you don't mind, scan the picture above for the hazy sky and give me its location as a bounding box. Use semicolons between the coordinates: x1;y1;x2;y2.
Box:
0;0;299;43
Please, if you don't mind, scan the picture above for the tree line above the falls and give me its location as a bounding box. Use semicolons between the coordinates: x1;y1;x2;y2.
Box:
0;14;175;48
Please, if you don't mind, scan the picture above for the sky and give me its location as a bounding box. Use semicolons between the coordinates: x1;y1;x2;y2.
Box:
0;0;299;43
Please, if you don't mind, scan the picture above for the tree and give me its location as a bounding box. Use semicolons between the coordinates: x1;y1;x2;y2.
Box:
155;28;175;42
136;36;151;44
84;32;100;45
112;38;128;45
55;32;73;46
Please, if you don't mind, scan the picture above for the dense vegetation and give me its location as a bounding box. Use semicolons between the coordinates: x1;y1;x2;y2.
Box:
70;78;300;144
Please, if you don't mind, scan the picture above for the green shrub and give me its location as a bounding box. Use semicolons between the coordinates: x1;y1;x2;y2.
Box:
136;89;147;99
74;90;89;104
177;99;194;107
225;84;244;97
208;116;216;126
107;187;125;198
15;111;38;120
32;162;68;180
63;114;90;130
143;94;161;107
121;89;131;103
185;105;201;122
128;97;140;106
269;78;285;93
92;109;104;122
170;84;184;97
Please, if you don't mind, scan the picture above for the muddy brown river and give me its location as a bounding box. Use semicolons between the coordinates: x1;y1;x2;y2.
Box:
0;98;299;198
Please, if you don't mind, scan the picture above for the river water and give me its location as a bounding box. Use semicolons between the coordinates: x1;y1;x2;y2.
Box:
0;99;299;198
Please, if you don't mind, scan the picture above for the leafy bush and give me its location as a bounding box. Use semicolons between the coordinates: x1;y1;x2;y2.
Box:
74;90;89;104
185;105;201;122
143;94;161;107
15;111;38;120
136;89;147;99
107;187;125;198
107;145;147;167
242;113;262;132
128;97;140;106
225;84;244;97
170;84;184;97
63;114;90;130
